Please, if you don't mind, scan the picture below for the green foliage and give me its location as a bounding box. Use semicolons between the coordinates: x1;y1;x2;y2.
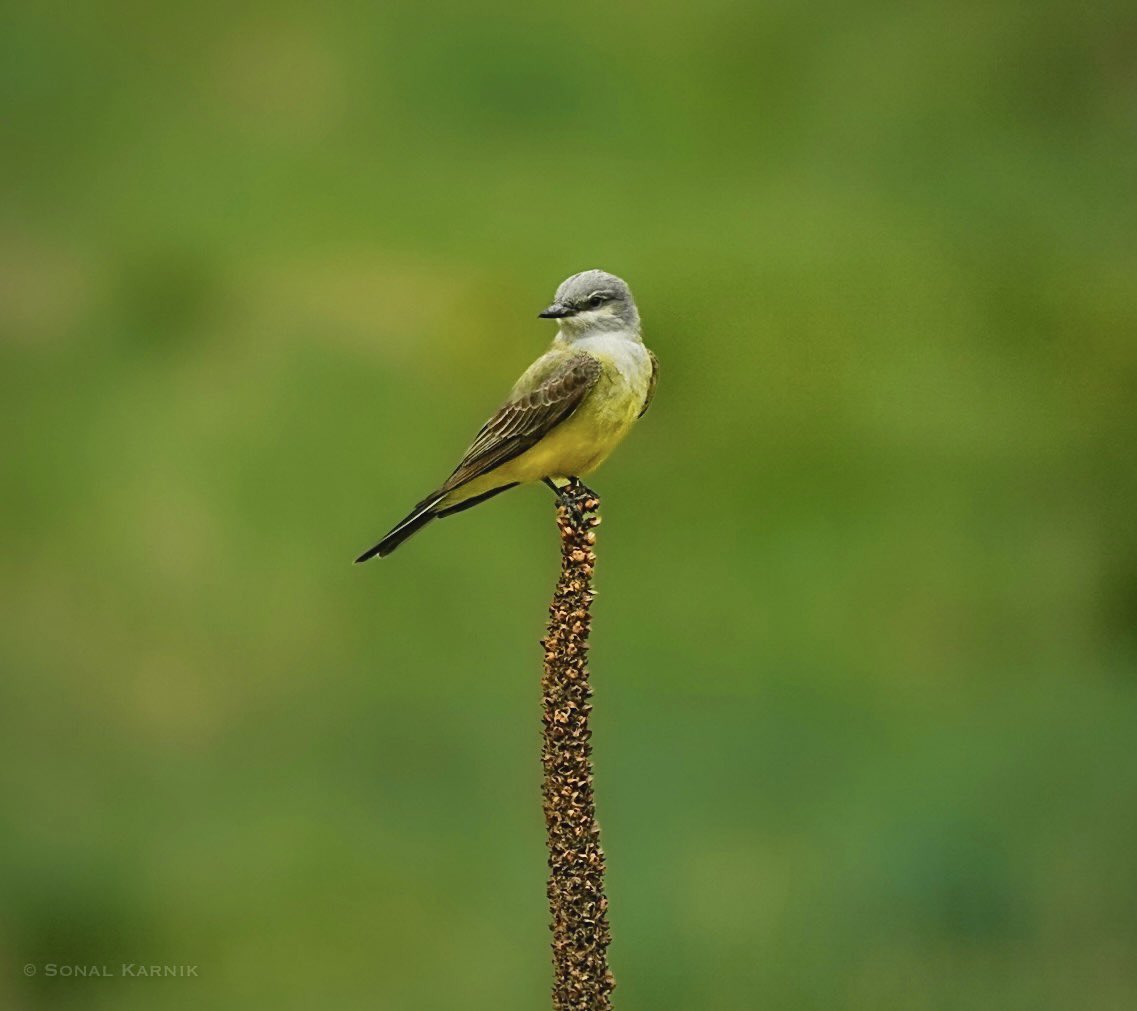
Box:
1;1;1135;1008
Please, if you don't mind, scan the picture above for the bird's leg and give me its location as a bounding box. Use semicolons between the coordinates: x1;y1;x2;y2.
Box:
545;477;576;515
544;476;589;523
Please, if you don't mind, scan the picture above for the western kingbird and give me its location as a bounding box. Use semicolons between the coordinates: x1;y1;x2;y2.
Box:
355;269;658;561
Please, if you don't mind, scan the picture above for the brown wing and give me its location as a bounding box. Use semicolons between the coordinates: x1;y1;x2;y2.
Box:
638;350;659;418
441;352;602;492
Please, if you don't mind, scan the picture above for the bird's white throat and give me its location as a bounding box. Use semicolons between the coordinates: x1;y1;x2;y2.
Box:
565;330;651;384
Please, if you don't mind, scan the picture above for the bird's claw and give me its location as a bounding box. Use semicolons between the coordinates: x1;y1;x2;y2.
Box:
568;477;599;500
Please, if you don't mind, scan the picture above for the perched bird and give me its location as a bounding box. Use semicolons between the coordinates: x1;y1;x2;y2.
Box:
355;269;658;561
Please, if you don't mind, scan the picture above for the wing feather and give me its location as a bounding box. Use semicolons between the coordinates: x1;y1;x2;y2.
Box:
442;351;602;491
638;350;659;418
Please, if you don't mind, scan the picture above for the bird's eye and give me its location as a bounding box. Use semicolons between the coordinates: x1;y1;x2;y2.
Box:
588;294;605;308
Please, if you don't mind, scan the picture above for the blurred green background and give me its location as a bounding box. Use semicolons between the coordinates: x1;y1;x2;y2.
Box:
2;1;1135;1008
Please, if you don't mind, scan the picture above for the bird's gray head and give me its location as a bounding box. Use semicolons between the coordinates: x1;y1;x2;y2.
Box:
538;269;640;338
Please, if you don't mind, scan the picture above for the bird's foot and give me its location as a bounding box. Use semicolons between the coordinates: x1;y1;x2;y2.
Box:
568;477;599;501
563;477;600;523
544;476;599;525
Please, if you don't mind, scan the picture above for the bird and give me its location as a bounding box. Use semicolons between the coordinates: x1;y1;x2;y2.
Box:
355;269;658;561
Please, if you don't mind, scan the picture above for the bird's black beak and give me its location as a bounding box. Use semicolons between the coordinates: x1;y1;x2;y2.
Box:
538;302;577;319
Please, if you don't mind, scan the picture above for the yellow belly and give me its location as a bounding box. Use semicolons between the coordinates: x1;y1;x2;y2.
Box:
508;405;629;480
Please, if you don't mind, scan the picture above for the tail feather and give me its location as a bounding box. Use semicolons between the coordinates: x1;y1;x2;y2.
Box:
434;482;517;518
354;491;445;563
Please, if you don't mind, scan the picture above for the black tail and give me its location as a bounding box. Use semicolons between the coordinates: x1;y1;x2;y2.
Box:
354;491;444;563
354;482;523;563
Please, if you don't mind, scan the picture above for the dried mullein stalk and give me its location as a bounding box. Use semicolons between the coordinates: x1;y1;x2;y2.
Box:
540;482;615;1010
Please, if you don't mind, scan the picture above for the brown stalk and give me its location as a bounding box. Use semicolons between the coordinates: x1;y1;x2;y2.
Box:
540;482;615;1010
